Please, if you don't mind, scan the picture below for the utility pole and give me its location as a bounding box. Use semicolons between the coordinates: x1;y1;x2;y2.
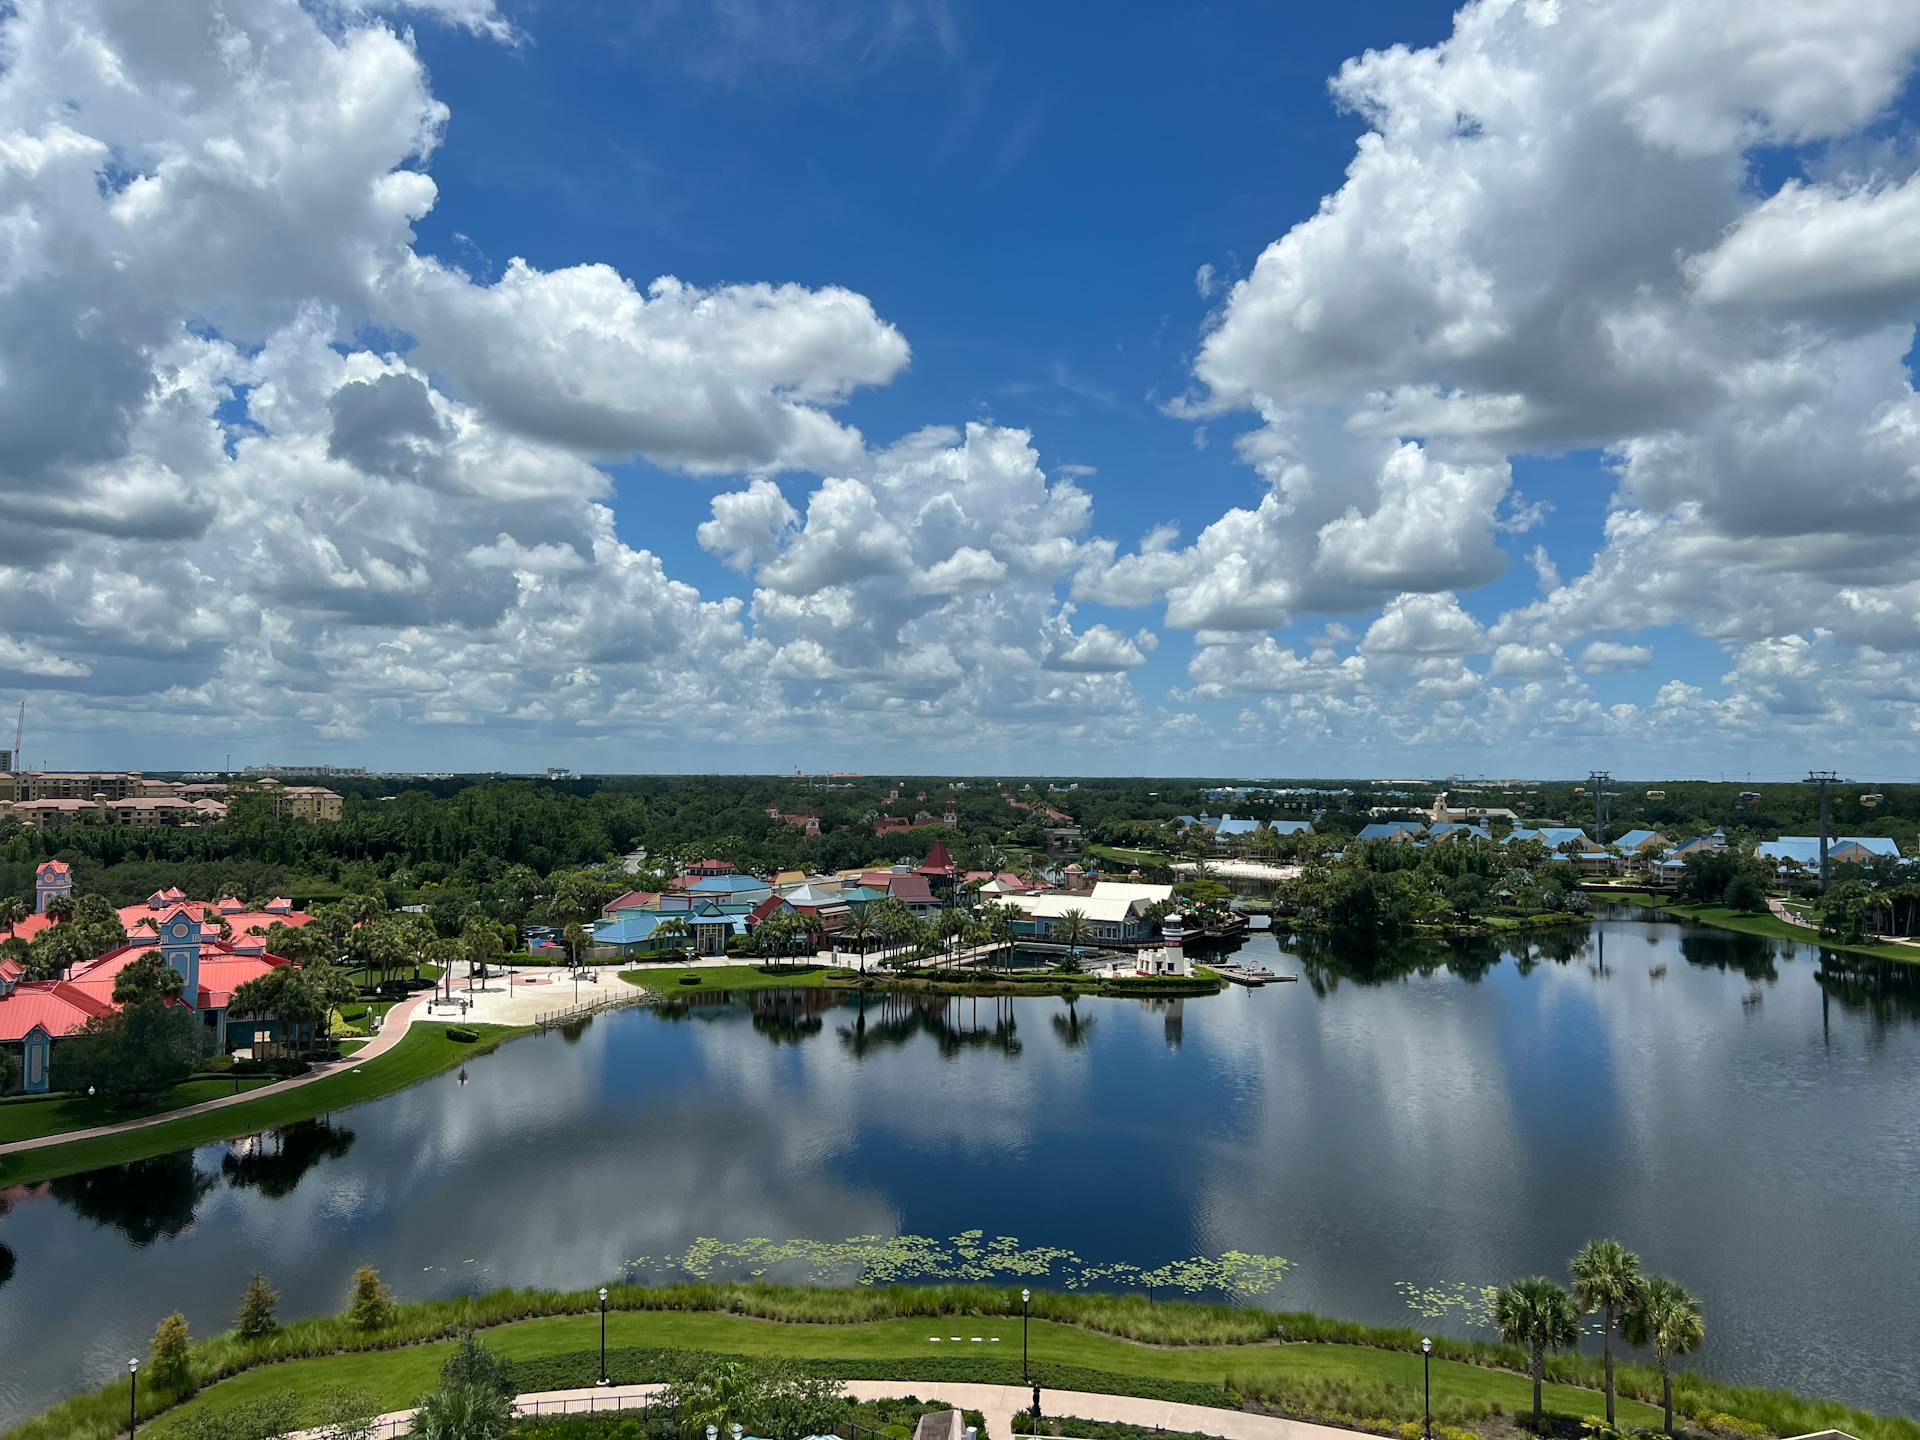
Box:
1587;770;1612;848
1804;771;1843;891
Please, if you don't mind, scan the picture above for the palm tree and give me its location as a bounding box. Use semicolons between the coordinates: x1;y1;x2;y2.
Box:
462;917;503;989
988;903;1017;970
653;916;690;963
1055;908;1090;969
0;897;25;939
843;911;876;974
1570;1238;1642;1425
1493;1276;1581;1428
1622;1276;1704;1435
562;921;588;972
44;894;73;925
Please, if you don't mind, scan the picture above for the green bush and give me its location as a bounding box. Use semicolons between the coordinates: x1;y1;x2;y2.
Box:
1011;1417;1223;1440
445;1026;479;1043
199;1055;236;1074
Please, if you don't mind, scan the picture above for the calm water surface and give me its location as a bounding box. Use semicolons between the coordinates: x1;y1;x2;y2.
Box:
3;911;1919;1423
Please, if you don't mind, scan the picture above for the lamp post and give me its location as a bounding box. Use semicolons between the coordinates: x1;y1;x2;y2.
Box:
598;1286;610;1385
128;1358;139;1436
1021;1287;1031;1382
1421;1337;1432;1440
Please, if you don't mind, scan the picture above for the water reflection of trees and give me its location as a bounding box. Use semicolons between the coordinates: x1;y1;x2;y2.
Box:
1677;929;1783;982
47;1151;216;1244
746;988;832;1045
1816;957;1920;1033
1051;995;1095;1049
837;991;1023;1058
220;1119;357;1198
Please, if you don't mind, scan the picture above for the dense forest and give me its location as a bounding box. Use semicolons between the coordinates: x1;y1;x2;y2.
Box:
3;773;1915;943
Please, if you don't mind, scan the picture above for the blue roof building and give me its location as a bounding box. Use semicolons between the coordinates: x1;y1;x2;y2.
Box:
1756;836;1901;868
1357;821;1425;842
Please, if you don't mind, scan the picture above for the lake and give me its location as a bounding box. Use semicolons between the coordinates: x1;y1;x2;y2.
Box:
2;909;1918;1424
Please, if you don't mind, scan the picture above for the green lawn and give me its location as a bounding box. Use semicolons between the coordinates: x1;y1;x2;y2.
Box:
142;1311;1660;1437
0;1076;276;1144
1603;893;1920;962
0;1022;524;1187
619;962;860;994
1085;843;1168;867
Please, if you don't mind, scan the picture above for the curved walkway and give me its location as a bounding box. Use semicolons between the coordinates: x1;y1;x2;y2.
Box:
0;986;440;1158
294;1380;1363;1440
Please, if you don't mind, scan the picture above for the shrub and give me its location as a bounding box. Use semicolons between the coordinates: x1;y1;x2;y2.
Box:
346;1265;394;1331
445;1025;479;1043
200;1055;235;1074
148;1311;194;1394
235;1271;279;1339
169;1392;301;1440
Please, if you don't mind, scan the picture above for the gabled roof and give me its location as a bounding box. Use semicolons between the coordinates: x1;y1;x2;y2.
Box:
602;890;659;915
747;895;794;925
595;911;671;944
1212;814;1261;836
1506;827;1591;849
0;982;114;1041
916;840;956;875
1757;835;1902;866
886;872;935;904
1357;821;1425;841
1615;829;1667;850
36;860;70;876
1427;822;1491;842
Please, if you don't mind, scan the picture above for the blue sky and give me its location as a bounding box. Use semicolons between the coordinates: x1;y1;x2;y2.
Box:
6;0;1920;777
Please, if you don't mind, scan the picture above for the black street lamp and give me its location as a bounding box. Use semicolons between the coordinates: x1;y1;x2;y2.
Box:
598;1286;610;1386
1422;1336;1433;1440
128;1358;139;1436
1021;1287;1031;1382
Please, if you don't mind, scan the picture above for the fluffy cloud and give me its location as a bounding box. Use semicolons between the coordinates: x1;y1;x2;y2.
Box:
1580;641;1653;674
1125;0;1920;759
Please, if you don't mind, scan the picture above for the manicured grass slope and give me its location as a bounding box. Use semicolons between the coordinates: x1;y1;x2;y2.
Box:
0;1077;274;1144
0;1022;522;1187
1604;894;1920;962
140;1312;1659;1437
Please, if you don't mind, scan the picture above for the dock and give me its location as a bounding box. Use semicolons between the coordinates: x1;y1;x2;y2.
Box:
1211;963;1297;987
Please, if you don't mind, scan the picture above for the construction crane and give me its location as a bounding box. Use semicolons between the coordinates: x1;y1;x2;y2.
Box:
9;699;21;773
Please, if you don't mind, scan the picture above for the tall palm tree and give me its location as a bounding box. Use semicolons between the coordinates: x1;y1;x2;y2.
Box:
561;921;588;972
1056;908;1089;969
1570;1238;1642;1425
843;910;876;974
1493;1276;1581;1428
1622;1276;1705;1435
0;897;25;941
44;894;73;925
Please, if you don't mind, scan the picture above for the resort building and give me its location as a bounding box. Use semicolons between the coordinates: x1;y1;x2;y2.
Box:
256;779;345;822
0;870;315;1092
1756;836;1902;877
1004;891;1157;946
1356;820;1426;843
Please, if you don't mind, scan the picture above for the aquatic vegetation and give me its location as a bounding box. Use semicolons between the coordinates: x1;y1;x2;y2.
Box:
621;1231;1292;1300
1395;1280;1499;1330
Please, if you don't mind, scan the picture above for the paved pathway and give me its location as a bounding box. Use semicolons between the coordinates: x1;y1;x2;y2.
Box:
293;1380;1365;1440
0;985;441;1158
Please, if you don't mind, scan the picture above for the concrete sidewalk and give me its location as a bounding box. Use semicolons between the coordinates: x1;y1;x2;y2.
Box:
292;1379;1364;1440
